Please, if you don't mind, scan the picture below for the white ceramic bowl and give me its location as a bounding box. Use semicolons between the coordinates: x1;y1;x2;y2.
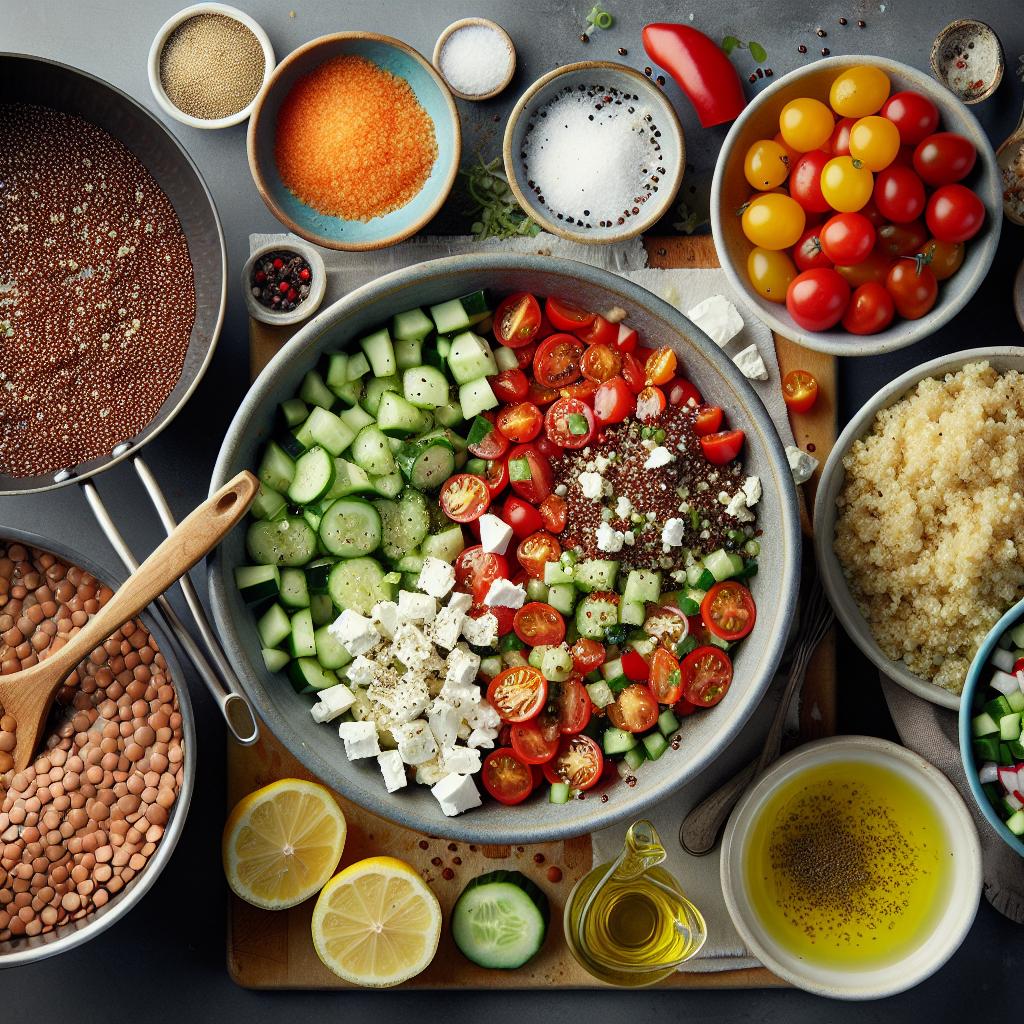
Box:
721;736;982;1000
147;3;275;130
241;238;327;327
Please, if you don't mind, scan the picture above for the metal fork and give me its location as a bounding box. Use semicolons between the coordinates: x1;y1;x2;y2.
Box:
679;572;835;855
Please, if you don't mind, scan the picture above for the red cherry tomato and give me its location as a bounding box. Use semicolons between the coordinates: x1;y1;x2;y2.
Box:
925;184;985;243
648;647;684;704
681;646;733;707
501;495;543;539
701;581;757;641
835;249;896;288
542;734;603;790
484;456;509;498
486;667;547;723
873;165;926;223
497;401;543;443
557;676;592;735
785;268;850;331
828;117;856;156
607;683;660;733
793;227;832;271
514;342;537;370
620;352;648;394
781;369;819;413
580;343;622;383
507;443;554;504
876;219;929;258
570;637;605;674
526;381;559;407
493;292;542;348
538;494;567;533
857;196;886;227
635;385;666;421
544;396;596;449
818;213;876;265
467;411;510;460
842;281;896;335
593;376;635;425
881;91;940;146
481;747;534;804
490;368;530;403
912;132;977;186
439;474;490;522
516;533;561;580
533;333;585;389
885;261;938;319
545;298;595;331
667;377;702;407
534;435;560;460
576;313;618;346
454;546;509;600
700;429;745;465
694;405;724;436
621;649;651;682
481;604;517;637
510;722;559;764
559;379;600;404
513;601;566;646
789;151;832;213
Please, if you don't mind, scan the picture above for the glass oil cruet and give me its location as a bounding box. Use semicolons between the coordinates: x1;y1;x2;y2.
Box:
563;819;707;986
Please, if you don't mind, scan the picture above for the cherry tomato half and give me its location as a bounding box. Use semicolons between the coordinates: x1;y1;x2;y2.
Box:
510;722;559;765
570;637;605;674
486;666;547;723
818;212;876;265
925;184;985;244
644;346;678;386
606;683;660;733
440;474;490;523
514;342;537;370
507;443;554;504
481;747;534;804
533;333;585;390
542;734;603;790
782;369;819;413
885;260;938;320
842;281;896;335
545;297;595;332
912;132;976;186
621;649;651;682
538;494;567;533
527;381;559;407
581;343;622;383
455;546;508;600
881;91;939;146
493;293;542;348
502;495;543;539
544;396;595;449
491;367;530;403
694;405;724;436
557;676;592;735
516;533;561;580
484;456;508;498
701;581;757;641
700;429;745;465
873;165;926;224
513;601;566;646
497;401;543;443
668;377;702;408
681;646;734;707
614;323;638;353
621;352;647;394
576;313;618;347
467;411;510;460
593;376;635;425
648;647;683;704
786;268;850;332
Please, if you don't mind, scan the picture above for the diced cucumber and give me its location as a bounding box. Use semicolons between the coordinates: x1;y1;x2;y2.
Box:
330;379;362;407
527;645;549;669
541;645;574;682
1007;810;1024;837
430;297;471;335
618;600;646;626
623;569;662;605
310;592;335;626
287;658;338;693
642;731;669;760
288;607;317;658
235;564;281;605
359;327;397;377
370;471;404;499
377;491;430;560
299;369;335;410
623;746;646;771
547;582;577;615
346;351;371;380
986;695;1014;720
325;352;350;389
460;289;490;323
576;595;619;639
261;647;290;673
287;445;335;505
247;517;318;567
434;398;464;427
544;562;576;586
278;567;310;609
479;655;503;680
601;657;624;681
420;524;466;563
304;557;335;595
392;306;433;343
448;332;498;384
319;498;382;557
403;365;450;408
360;375;402;417
278;430;308;461
257;603;291;648
493;345;519;372
704;548;739;582
658;709;680;736
338;404;376;434
324;458;374;499
1010;622;1024;649
585;680;615;708
1008;690;1024;714
526;578;549;603
376;391;429;437
394;552;425;574
1000;712;1022;741
279;397;309;428
396;437;456;490
314;624;353;671
327;557;395;616
573;559;619;594
350;424;398;477
549;782;571;804
458;377;498;419
258;440;296;494
395;337;425;372
251;482;287;521
304;406;356;456
603;727;638;755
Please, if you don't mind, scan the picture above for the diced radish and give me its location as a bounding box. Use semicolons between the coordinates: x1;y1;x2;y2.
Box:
1006;792;1024;811
1017;669;1024;694
1017;765;1024;793
991;647;1016;672
998;766;1017;791
989;669;1018;696
979;762;999;784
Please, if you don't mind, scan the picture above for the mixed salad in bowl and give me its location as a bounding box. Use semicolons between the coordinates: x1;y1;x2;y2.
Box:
233;286;761;816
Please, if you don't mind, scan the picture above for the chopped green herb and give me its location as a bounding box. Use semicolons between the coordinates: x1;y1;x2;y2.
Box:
509;457;532;482
676;635;699;658
461;156;540;241
568;412;589;435
722;35;741;54
748;40;768;63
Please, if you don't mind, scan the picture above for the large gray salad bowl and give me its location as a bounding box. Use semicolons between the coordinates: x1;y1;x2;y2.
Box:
208;254;801;843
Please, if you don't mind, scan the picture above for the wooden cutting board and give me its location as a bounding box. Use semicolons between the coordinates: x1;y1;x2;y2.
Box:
229;235;836;989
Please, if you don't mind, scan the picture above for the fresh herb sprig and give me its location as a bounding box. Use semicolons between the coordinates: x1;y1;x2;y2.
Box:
461;157;541;241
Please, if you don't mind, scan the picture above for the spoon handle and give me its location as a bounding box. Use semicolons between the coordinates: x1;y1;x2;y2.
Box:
39;472;258;687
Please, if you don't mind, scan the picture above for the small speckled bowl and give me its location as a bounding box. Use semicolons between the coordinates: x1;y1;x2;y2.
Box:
432;18;516;102
247;33;461;251
930;19;1004;105
241;238;326;327
815;347;1024;710
503;62;685;244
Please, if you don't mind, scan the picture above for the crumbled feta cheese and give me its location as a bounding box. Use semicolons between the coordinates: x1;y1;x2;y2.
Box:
478;513;513;555
377;750;407;793
741;475;762;507
417;557;456;599
445;646;481;688
483;578;527;609
786;444;819;485
686;294;745;347
448;591;472;614
466;701;501;731
391;623;435;669
427;699;460;748
594;454;611;472
462;612;498;647
371;600;400;639
733;344;769;381
398;590;437;623
443;745;482;775
414;756;448;786
726;491;754;523
328;609;379;656
554;483;568;497
337;721;381;760
467;727;496;749
372;675;431;726
615;495;632;518
429;604;467;650
596;522;625;553
578;471;605;500
431;773;483;816
310;682;356;723
394;720;438;765
661;517;687;547
644;445;675;470
346;655;377;688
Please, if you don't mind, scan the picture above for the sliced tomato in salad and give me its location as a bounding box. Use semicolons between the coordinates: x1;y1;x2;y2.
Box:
635;385;666;421
507;443;554;503
559;379;600;404
576;313;618;346
556;676;592;735
542;734;604;790
439;473;490;522
538;494;567;533
614;323;638;353
454;546;508;598
467;411;510;459
481;747;534;804
510;722;560;764
648;647;683;704
570;637;605;674
534;333;585;389
593;376;634;425
680;647;733;707
494;292;542;348
514;341;538;370
513;601;566;646
497;401;543;443
545;297;594;332
491;367;530;403
621;352;647;394
516;531;561;579
606;683;660;733
621;649;650;682
486;666;548;723
694;405;724;436
700;429;744;464
502;495;543;538
701;581;756;641
484;456;509;498
544;396;595;449
581;343;622;383
668;377;702;408
644;347;677;385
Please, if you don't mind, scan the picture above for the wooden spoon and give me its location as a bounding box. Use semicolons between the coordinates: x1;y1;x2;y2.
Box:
0;470;258;772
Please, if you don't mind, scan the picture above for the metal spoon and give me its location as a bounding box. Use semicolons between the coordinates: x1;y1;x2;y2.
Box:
679;573;834;855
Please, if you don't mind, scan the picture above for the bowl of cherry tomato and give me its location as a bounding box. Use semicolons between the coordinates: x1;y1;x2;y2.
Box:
711;55;1001;356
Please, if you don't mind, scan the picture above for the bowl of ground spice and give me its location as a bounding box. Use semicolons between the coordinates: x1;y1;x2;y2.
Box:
247;33;461;251
148;3;275;129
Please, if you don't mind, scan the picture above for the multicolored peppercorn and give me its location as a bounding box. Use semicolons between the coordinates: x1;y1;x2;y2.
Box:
251;250;312;312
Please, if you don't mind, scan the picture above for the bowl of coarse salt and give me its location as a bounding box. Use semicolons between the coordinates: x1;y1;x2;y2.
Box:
503;61;685;244
433;18;516;102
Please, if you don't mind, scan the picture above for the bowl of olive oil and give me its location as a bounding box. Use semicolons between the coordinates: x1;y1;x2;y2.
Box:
721;736;982;1000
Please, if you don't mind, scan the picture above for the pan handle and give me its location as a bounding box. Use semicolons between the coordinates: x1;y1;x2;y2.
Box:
81;473;260;747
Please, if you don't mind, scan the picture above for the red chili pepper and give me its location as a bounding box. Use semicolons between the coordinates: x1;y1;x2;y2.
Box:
642;23;747;128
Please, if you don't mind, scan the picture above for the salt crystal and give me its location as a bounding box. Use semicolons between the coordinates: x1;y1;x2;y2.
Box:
439;24;512;98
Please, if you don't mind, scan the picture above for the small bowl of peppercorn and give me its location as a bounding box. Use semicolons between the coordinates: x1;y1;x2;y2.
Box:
242;238;326;326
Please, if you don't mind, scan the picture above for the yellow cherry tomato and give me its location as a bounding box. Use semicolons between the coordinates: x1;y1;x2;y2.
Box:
848;115;901;171
829;65;891;118
820;156;874;213
740;193;807;250
743;139;791;190
778;97;834;153
747;247;797;302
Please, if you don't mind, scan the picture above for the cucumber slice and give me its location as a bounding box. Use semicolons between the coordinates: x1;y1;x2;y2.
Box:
574;559;619;594
623;569;662;605
328;557;395;615
371;471;404;499
288;607;317;658
603;726;638;755
394;552;425;574
257;441;296;494
396;437;456;490
403;365;450;409
261;647;290;673
278;429;308;461
549;782;571;804
350;425;398;477
304;406;356;457
397;489;431;548
493;345;519;372
319;498;382;557
392;306;433;342
346;351;371;381
447;332;498;385
246;517;318;567
304;557;335;595
309;592;335;626
299;369;335;410
433;398;464;427
658;709;680;736
287;446;335;505
459;377;498;419
279;398;309;428
420;524;466;563
359;375;402;417
257;603;291;649
287;657;338;693
547;582;577;615
575;595;619;639
325;352;349;389
235;564;281;605
642;731;669;760
704;548;738;582
374;492;430;564
330;378;362;408
251;482;287;521
623;745;646;771
394;336;424;371
585;679;614;709
324;458;374;499
451;870;548;970
339;404;375;434
618;600;646;626
359;327;396;377
278;567;310;609
376;391;430;438
314;624;353;671
430;297;471;335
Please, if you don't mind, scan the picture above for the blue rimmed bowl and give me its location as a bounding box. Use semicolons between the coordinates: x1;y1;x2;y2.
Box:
960;600;1024;858
247;33;461;251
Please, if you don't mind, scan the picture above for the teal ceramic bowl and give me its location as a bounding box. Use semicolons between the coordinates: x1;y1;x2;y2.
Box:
959;599;1024;857
247;33;461;251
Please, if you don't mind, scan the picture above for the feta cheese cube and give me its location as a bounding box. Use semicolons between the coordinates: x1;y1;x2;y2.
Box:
733;344;768;381
741;475;762;508
554;484;568;497
478;513;513;555
417;557;456;599
377;750;407;793
371;600;400;639
462;612;498;647
483;578;527;609
429;604;467;650
431;773;483;816
328;609;379;656
442;745;482;775
371;676;431;726
467;727;496;749
391;623;434;669
466;700;501;731
596;522;625;553
578;471;605;500
786;444;819;485
309;682;357;723
643;445;675;470
346;655;378;688
661;517;687;547
615;495;632;518
686;294;745;347
394;721;438;766
427;699;460;748
447;591;472;614
337;720;381;760
725;491;754;523
398;590;437;623
414;756;448;786
445;646;481;688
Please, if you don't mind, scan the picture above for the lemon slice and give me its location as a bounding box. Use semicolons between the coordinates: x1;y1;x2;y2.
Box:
223;778;346;910
312;856;441;987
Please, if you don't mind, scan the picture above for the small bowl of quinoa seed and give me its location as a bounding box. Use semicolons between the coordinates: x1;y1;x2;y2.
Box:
148;3;275;130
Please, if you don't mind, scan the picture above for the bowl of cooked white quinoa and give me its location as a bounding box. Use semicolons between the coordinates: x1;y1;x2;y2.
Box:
815;348;1024;709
